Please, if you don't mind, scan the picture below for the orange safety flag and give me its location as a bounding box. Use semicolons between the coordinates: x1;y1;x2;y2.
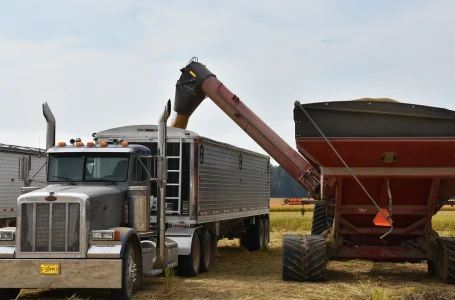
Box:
373;208;393;227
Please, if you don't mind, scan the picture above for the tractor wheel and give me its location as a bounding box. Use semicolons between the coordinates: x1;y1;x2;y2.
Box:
438;237;455;284
311;204;332;235
427;260;437;277
109;242;138;300
282;234;305;281
282;234;327;282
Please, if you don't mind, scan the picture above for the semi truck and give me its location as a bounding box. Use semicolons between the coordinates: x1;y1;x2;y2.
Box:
0;100;270;299
0;143;47;228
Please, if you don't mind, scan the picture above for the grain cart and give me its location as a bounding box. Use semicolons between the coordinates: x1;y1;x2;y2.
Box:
0;101;181;300
170;57;455;284
0;143;46;228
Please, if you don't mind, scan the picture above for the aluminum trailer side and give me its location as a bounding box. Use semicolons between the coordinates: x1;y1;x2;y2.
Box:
0;143;46;227
94;125;270;276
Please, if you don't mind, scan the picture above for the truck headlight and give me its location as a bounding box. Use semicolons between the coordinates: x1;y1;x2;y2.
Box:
91;230;119;241
0;230;15;241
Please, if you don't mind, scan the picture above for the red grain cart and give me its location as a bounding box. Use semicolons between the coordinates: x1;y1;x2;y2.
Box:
170;57;455;284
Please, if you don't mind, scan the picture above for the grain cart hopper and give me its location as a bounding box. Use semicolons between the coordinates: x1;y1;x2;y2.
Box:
170;57;455;284
0;101;180;300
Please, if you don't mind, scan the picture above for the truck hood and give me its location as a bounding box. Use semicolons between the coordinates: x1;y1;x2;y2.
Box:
18;184;124;201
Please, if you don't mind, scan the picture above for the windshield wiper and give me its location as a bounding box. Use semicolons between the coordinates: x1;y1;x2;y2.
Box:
52;176;76;185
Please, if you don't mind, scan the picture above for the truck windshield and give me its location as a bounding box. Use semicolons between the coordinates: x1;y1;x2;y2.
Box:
48;153;130;182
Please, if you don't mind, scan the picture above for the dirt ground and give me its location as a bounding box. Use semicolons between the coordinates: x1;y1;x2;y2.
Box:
18;211;455;300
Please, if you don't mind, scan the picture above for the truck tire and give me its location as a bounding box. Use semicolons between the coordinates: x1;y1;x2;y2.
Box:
200;229;211;272
311;204;332;235
240;217;264;252
110;242;138;300
177;232;200;277
282;234;327;282
0;289;21;300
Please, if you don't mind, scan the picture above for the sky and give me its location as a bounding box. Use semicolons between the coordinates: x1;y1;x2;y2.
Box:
1;0;454;164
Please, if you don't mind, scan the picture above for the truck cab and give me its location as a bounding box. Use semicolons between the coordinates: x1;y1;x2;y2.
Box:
0;102;178;300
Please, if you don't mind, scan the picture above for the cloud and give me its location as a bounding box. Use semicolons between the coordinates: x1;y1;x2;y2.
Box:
0;0;454;167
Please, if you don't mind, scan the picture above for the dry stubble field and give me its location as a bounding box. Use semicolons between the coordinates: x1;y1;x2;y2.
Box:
17;205;455;300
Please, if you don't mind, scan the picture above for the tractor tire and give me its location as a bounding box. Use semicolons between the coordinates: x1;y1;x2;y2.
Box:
177;232;201;277
199;229;211;273
282;234;327;282
282;234;305;282
427;260;437;277
240;217;264;252
311;204;332;235
439;238;455;284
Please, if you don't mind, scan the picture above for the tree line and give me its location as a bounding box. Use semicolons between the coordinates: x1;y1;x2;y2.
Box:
269;164;309;198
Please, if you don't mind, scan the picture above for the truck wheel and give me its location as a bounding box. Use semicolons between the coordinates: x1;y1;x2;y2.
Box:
282;234;327;282
177;232;200;277
240;217;264;252
200;229;211;272
0;289;21;300
311;204;332;235
110;242;137;300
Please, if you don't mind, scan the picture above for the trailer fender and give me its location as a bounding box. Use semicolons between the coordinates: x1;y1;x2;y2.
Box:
165;227;202;256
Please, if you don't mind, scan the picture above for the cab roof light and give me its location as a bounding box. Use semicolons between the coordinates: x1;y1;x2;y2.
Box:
121;141;129;147
86;142;95;147
100;142;108;147
75;141;84;147
57;142;66;147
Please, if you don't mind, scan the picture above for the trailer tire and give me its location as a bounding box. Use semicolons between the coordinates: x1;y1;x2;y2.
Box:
240;217;264;252
263;217;270;248
311;204;332;235
110;242;137;300
0;289;21;300
282;234;327;282
177;232;201;277
200;229;211;273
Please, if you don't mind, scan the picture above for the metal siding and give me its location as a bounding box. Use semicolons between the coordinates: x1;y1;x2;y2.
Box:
0;152;46;219
197;142;270;222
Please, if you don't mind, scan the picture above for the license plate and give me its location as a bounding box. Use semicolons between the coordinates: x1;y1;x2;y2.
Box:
40;264;60;275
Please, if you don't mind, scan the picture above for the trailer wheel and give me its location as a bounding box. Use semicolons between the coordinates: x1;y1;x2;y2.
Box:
240;217;264;251
200;229;211;272
311;204;332;235
110;242;137;300
0;289;21;300
177;232;201;277
282;234;327;282
263;217;270;248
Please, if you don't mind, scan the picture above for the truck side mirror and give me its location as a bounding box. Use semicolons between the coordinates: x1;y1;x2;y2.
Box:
18;156;31;181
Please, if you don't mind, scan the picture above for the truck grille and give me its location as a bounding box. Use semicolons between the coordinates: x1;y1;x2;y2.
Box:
20;203;81;252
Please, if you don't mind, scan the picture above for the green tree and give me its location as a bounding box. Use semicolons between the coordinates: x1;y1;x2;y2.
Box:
270;164;309;197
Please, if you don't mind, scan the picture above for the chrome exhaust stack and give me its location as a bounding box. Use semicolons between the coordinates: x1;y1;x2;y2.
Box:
154;99;171;268
42;102;56;151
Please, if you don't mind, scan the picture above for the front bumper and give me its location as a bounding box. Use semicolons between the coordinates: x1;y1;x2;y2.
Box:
0;259;122;289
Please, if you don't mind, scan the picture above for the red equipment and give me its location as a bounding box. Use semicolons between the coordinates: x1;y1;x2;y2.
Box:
171;57;455;284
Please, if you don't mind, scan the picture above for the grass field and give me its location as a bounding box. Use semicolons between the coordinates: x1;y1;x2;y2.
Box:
18;210;455;300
